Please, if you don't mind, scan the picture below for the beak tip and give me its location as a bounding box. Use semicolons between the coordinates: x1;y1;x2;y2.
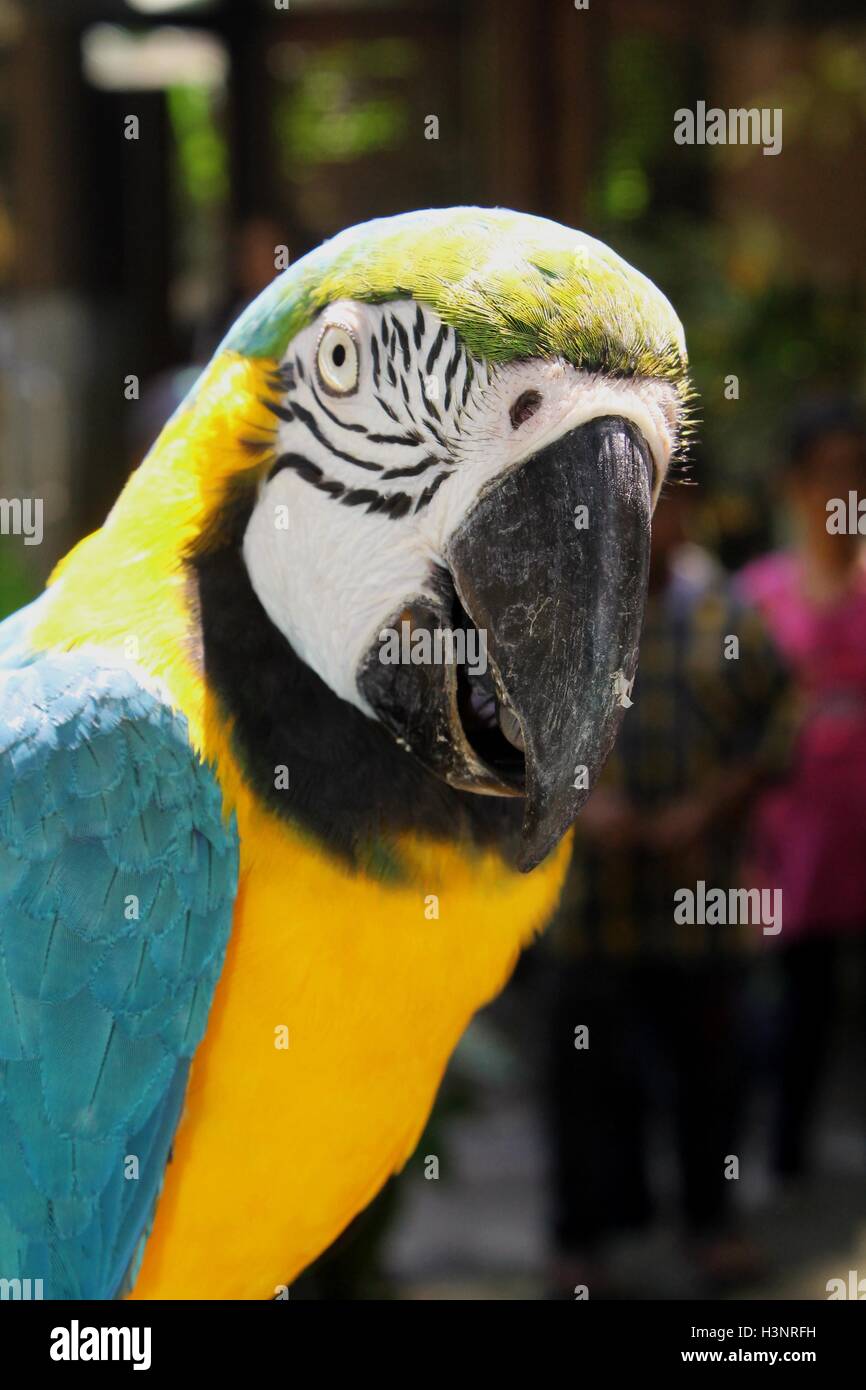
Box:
516;845;541;874
517;773;597;871
517;804;576;873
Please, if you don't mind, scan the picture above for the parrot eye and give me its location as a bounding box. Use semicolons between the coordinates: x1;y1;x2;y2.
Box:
315;323;359;396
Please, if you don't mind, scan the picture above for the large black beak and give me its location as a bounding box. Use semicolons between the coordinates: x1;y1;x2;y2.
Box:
358;415;652;871
448;415;652;868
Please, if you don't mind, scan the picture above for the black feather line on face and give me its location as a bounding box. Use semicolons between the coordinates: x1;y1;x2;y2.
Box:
367;429;423;447
425;324;448;376
461;358;474;407
370;336;381;389
187;475;523;867
380;454;446;480
423;418;448;449
391;314;411;372
267;453;345;498
443;342;463;413
289;400;383;472
268;362;296;393
267;452;448;517
445;341;462;384
414;470;449;512
375;394;401;424
307;380;369;434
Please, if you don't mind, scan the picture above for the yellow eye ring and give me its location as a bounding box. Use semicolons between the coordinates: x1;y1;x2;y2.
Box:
316;323;360;396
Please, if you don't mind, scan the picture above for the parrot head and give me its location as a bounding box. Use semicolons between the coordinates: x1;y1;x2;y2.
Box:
181;207;691;871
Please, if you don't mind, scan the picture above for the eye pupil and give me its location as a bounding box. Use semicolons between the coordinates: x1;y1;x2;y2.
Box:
331;344;346;367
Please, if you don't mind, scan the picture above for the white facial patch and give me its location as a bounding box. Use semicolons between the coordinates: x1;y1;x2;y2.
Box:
242;298;685;715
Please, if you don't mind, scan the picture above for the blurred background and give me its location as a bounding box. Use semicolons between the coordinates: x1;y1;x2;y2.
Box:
1;0;865;1299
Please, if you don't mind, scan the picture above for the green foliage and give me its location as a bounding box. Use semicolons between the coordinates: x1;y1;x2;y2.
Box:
225;206;687;388
273;41;411;172
167;84;228;207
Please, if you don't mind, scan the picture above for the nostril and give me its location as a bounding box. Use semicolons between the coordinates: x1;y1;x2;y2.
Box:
509;390;542;430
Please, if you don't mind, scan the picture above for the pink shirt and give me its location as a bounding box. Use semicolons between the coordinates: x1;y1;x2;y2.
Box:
739;551;866;936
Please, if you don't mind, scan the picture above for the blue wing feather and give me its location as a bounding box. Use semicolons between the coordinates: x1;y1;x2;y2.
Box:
0;640;238;1298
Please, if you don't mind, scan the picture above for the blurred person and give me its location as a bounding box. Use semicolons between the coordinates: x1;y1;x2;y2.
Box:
542;486;792;1297
739;399;866;1184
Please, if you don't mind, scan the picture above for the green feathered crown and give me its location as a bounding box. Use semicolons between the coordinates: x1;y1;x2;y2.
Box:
222;206;688;387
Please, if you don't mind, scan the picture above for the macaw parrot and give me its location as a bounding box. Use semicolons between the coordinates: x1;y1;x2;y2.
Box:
0;207;689;1299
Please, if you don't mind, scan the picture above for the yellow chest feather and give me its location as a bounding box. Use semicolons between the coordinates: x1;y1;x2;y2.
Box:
129;811;566;1299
